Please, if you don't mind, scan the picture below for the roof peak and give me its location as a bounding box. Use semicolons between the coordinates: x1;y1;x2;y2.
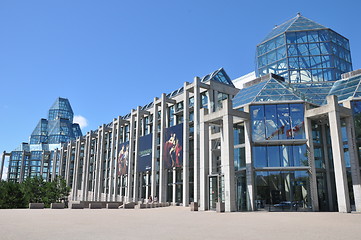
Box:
260;14;328;44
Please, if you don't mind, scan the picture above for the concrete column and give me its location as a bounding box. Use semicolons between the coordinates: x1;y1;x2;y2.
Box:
71;139;81;200
199;108;209;210
159;94;167;202
151;98;158;200
113;117;122;201
59;147;65;178
221;99;236;212
327;96;351;213
183;83;190;206
126;115;136;202
343;101;361;212
120;175;124;202
65;144;72;185
193;77;201;204
133;107;141;202
108;120;118;201
81;134;90;201
321;124;335;211
214;90;219;111
40;150;45;177
304;115;319;211
119;124;125;202
95;127;105;201
146;171;150;200
19;150;26;183
243;105;254;211
345;116;361;212
51;149;58;181
172;168;176;204
208;89;215;113
1;151;6;181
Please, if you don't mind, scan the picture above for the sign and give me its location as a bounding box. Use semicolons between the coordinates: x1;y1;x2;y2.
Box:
138;133;153;172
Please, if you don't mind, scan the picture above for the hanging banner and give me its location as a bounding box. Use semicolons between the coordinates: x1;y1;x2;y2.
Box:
163;123;183;169
138;133;153;172
117;141;129;176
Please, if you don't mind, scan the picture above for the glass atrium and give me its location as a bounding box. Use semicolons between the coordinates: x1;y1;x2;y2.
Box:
256;13;353;105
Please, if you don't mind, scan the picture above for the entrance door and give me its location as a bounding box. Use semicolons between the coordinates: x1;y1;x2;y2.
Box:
236;172;247;211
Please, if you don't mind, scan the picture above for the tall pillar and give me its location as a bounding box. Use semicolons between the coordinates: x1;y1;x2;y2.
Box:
145;171;150;200
172;168;176;204
345;116;361;212
95;126;105;201
113;117;122;201
51;149;58;181
159;94;167;202
107;121;116;201
82;134;91;201
72;139;81;200
199;108;209;210
183;83;190;206
193;77;201;204
133;107;141;202
221;99;236;212
19;150;26;183
151;98;159;200
243;105;254;211
65;144;72;185
304;116;319;211
321;124;335;211
1;151;6;181
59;147;65;178
126;114;136;202
327;96;351;213
40;150;45;177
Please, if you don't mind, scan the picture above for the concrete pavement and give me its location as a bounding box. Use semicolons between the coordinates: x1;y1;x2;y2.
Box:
0;207;360;240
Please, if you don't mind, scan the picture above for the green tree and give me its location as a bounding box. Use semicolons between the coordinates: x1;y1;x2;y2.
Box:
21;176;47;204
0;180;27;208
0;176;71;209
53;176;71;203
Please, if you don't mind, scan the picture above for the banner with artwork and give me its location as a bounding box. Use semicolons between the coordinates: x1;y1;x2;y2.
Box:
138;133;153;172
163;123;183;169
117;141;129;176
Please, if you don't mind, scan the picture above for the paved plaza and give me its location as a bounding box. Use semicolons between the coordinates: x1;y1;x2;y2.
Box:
0;207;360;240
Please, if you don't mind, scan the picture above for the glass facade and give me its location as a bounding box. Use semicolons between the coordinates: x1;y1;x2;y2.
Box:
250;103;305;141
250;103;311;211
256;14;353;105
30;98;82;146
7;97;82;182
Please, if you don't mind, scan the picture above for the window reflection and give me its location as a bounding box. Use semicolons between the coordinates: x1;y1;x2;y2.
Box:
250;104;305;141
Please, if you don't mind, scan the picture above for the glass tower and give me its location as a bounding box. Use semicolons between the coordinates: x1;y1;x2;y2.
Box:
30;97;82;148
7;97;82;182
256;13;353;105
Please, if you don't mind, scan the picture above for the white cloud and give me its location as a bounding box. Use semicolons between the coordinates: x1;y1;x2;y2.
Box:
73;115;88;129
1;166;7;180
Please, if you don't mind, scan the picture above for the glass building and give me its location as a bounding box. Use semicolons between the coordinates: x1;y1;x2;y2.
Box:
1;16;361;214
4;97;82;182
256;13;353;105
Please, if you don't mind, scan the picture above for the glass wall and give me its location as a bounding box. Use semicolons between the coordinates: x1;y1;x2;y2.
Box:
255;171;311;211
251;103;305;141
257;30;352;83
251;103;311;211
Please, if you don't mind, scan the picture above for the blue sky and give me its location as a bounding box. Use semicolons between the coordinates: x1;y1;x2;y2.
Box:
1;0;361;173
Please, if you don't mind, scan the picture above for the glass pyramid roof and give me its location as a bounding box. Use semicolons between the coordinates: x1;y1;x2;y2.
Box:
326;74;361;103
200;68;234;86
261;14;328;44
233;77;304;108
